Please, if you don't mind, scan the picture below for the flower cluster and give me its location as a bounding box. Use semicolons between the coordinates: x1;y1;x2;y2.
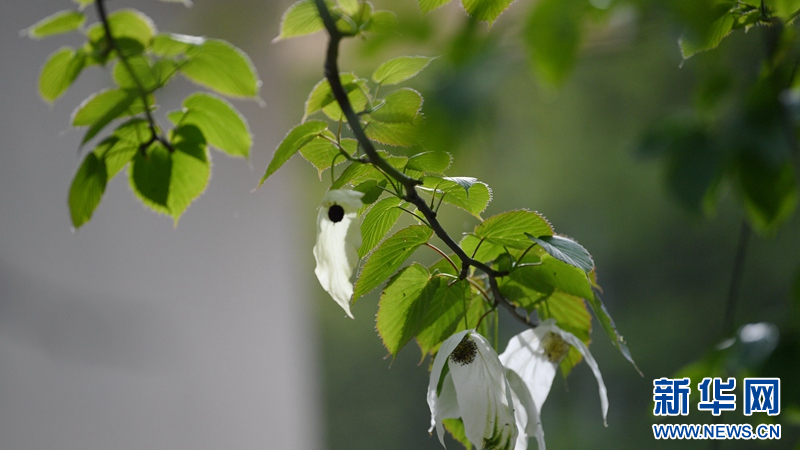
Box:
312;190;608;449
428;320;608;450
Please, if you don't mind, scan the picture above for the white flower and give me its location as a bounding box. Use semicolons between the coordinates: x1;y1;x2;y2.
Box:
313;189;363;318
427;330;518;450
499;319;608;450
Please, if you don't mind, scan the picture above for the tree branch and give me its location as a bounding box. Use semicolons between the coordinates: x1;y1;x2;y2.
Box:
312;0;530;329
96;0;173;152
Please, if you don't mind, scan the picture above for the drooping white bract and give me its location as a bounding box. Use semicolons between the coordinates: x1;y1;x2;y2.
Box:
427;330;518;450
313;189;363;318
499;318;608;450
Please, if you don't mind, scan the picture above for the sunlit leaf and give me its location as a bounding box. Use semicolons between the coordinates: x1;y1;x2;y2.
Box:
372;56;436;86
587;292;641;374
527;234;594;272
181;39;260;98
305;74;369;120
419;0;452;14
353;225;434;300
39;47;86;102
72;88;146;144
359;196;407;258
377;263;434;356
259;121;329;186
363;115;423;147
112;54;159;92
461;0;515;24
406;151;451;173
27;10;86;39
416;278;471;355
69;152;107;228
275;0;330;40
167;92;252;158
473;209;553;249
371;88;423;123
152;32;204;57
420;176;492;219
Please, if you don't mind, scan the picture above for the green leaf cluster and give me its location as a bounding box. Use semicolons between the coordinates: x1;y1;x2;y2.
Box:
30;3;260;227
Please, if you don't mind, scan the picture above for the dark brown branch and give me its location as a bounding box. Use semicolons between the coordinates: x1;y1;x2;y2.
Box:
96;0;173;152
312;0;529;329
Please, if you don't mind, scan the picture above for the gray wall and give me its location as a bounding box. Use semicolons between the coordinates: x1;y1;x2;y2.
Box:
0;1;321;449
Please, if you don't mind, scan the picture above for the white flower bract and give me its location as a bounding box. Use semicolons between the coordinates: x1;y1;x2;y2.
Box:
313;189;363;318
427;330;518;450
499;318;608;450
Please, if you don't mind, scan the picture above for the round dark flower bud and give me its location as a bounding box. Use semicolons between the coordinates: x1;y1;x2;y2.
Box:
450;335;477;366
328;204;345;223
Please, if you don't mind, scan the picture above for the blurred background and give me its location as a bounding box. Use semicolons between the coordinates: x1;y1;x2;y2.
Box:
2;0;799;449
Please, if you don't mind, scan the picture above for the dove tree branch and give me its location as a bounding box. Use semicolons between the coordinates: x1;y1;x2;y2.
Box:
313;0;538;328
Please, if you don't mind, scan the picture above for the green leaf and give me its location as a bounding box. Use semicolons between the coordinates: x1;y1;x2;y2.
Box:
305;74;369;120
527;234;594;272
765;0;800;19
365;10;399;34
679;4;736;59
416;278;471;356
536;290;591;376
524;0;586;85
420;176;492;219
168;92;252;158
338;0;360;15
516;255;594;300
461;0;515;23
181;39;260;98
112;54;159;92
359;196;407;258
72;89;145;144
130;142;172;214
152;32;204;57
372;56;436;86
298;135;355;177
353;179;386;205
377;263;435;356
419;0;453;14
499;264;553;312
460;234;506;262
353;225;434;300
364;116;423;147
473;209;553;249
166;125;211;223
587;292;641;375
738;158;798;234
331;151;407;189
39;47;86;102
99;119;150;177
85;9;156;51
27;10;85;39
275;0;328;40
259;121;329;186
371;88;423;123
69;152;107;228
406;151;451;173
128;125;210;223
442;419;471;450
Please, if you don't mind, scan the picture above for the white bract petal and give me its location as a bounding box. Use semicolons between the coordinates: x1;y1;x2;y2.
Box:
500;319;608;450
428;330;518;450
313;189;363;318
